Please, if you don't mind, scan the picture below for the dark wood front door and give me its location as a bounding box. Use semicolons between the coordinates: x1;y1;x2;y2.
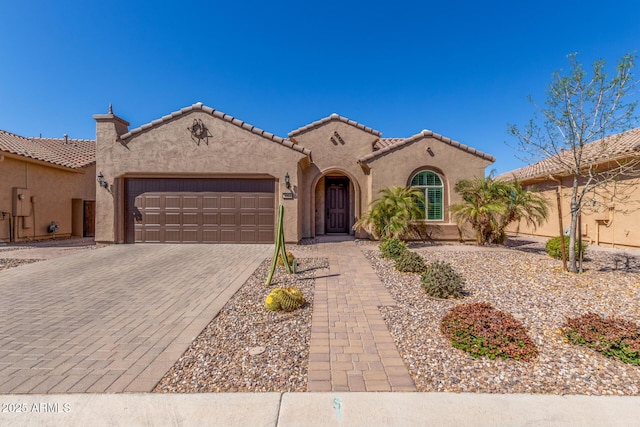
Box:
83;201;95;237
326;178;349;233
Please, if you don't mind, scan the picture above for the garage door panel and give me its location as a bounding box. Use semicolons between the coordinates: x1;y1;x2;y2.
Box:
127;179;274;243
240;213;258;226
220;213;237;226
258;196;274;209
165;212;181;225
202;229;219;242
220;197;236;209
219;229;237;243
182;229;199;242
144;196;162;209
144;212;161;226
241;197;256;209
203;196;219;209
183;212;199;225
240;230;257;243
164;228;182;243
258;213;274;226
203;213;219;226
165;196;182;209
182;196;199;209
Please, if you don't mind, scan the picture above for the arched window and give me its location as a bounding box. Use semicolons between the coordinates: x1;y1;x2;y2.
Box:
410;171;444;221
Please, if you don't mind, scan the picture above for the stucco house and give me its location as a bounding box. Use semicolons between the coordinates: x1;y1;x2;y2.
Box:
94;103;495;244
498;127;640;249
0;130;96;242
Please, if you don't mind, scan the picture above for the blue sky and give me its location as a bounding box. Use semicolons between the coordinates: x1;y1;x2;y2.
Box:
1;0;638;174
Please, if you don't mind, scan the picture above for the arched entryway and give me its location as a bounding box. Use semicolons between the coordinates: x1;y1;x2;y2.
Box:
312;170;359;236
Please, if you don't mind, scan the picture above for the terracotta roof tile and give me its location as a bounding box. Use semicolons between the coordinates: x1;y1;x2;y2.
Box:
360;130;495;163
118;103;311;156
288;113;382;138
373;138;405;150
497;127;640;181
0;129;95;169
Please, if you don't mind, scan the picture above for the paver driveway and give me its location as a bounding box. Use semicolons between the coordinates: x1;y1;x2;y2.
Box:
0;244;271;393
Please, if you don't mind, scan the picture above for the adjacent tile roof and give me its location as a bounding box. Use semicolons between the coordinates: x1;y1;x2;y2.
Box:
497;127;640;181
359;129;496;163
0;129;95;169
118;103;311;156
373;138;405;151
288;113;382;138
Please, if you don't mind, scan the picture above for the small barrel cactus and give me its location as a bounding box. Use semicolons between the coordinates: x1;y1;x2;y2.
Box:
277;251;296;266
265;287;306;311
420;260;465;299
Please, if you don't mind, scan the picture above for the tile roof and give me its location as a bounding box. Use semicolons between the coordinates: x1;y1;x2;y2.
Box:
0;129;95;169
373;138;405;150
359;129;496;163
118;103;311;156
497;127;640;181
288;113;382;138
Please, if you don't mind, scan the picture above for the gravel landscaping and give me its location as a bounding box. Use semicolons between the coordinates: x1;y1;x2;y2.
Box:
154;255;328;393
363;239;640;395
2;238;638;395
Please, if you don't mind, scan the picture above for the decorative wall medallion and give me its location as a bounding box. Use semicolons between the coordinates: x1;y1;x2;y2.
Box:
188;119;210;145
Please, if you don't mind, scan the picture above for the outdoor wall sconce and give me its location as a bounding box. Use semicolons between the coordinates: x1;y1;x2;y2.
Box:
427;147;435;157
97;172;109;189
284;172;291;189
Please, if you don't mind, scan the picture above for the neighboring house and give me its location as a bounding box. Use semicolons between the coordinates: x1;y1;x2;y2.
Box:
94;103;494;244
498;127;640;249
0;130;96;242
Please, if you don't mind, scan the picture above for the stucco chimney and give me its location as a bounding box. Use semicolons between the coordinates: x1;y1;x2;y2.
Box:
93;104;130;144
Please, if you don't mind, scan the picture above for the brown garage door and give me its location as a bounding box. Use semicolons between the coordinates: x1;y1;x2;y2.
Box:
125;178;275;243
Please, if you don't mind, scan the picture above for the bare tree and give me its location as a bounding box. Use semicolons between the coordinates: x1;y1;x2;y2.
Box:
508;52;638;272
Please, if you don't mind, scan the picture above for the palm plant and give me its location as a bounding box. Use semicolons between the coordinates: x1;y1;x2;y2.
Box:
494;180;548;242
354;186;425;239
451;176;549;245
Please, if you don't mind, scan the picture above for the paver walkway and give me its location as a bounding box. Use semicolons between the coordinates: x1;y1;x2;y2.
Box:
305;240;416;392
0;244;271;394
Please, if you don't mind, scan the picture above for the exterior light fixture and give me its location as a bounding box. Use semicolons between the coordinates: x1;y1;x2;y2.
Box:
285;172;291;189
97;172;108;189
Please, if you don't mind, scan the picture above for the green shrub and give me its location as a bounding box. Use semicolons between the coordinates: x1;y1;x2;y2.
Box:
276;251;295;266
420;261;465;299
394;250;426;273
562;313;640;365
545;236;587;259
441;302;538;361
379;238;408;260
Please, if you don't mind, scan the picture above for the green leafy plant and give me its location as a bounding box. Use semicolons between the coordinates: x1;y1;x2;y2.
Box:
441;302;538;361
264;287;306;312
277;251;295;266
562;313;640;365
545;236;587;260
420;261;465;298
379;237;408;260
451;176;548;245
394;250;426;273
354;186;425;239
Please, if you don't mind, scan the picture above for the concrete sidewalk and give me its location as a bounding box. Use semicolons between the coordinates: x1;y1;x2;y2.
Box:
1;392;638;426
